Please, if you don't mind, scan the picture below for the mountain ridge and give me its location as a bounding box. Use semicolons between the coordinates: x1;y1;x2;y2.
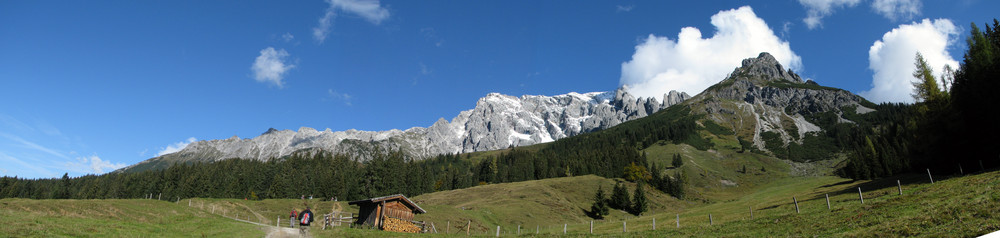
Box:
120;88;691;172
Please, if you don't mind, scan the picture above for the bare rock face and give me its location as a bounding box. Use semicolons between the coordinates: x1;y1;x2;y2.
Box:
663;90;692;109
121;87;691;171
689;52;873;152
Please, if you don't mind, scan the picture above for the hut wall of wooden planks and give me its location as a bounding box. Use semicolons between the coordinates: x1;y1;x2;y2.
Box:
348;194;427;233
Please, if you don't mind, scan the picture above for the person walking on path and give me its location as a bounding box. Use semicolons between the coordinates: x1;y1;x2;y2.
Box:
298;206;314;235
289;209;297;228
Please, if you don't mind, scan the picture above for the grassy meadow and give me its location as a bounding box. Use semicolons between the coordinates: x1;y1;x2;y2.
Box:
2;162;997;237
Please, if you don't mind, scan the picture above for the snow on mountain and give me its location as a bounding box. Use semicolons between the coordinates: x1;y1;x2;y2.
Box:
122;88;691;171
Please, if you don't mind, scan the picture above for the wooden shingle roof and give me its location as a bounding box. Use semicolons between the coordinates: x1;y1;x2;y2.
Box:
348;194;426;214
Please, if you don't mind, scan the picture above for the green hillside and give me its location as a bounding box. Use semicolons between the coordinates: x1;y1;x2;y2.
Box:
4;169;996;237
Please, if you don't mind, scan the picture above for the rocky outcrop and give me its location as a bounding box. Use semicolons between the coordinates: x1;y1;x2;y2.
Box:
121;87;692;171
688;52;873;152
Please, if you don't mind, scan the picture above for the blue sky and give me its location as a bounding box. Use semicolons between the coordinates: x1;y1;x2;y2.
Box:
1;0;996;178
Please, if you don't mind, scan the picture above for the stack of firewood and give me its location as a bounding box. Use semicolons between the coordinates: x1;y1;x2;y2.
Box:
382;217;421;233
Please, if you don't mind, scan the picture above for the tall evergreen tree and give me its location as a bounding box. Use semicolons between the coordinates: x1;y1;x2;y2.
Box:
630;182;648;216
671;154;684;168
589;185;610;219
609;182;631;210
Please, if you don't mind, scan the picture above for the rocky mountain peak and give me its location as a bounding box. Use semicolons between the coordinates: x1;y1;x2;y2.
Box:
691;52;873;153
262;128;279;135
734;52;803;83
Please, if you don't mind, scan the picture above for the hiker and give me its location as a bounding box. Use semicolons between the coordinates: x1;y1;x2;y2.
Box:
298;206;314;235
289;209;297;228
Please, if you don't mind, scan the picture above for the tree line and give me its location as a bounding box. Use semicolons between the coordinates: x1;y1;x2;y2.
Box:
839;19;1000;179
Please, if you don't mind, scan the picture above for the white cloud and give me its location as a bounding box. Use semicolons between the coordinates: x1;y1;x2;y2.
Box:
313;0;390;43
420;62;431;75
799;0;862;29
66;155;125;174
871;0;921;21
619;6;802;99
798;0;922;29
156;137;197;157
616;5;634;12
862;18;958;103
327;89;353;106
0;132;68;159
281;32;294;42
251;47;295;87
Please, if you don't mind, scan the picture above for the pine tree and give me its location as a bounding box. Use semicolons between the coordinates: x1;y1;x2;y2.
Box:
609;182;631;210
668;171;685;199
630;182;648;216
671;154;684;168
589;185;610;219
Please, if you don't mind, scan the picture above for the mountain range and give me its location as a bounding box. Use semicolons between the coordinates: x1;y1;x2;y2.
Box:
122;52;875;172
121;84;691;172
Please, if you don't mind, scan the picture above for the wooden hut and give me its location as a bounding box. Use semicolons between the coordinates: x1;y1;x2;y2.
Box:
349;194;426;233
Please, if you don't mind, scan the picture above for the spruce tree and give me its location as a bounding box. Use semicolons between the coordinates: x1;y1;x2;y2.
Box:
669;171;685;199
672;154;684;168
589;185;610;219
609;182;631;210
630;182;648;216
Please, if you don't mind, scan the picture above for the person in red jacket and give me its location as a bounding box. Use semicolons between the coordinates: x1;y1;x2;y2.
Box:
289;209;297;228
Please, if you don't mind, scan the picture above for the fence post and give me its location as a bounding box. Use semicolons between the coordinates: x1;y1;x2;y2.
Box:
447;221;450;234
536;225;539;234
750;206;753;219
676;214;679;228
622;221;626;232
590;220;593;234
466;220;470;235
826;194;831;210
212;205;215;214
517;225;520;235
277;217;279;227
653;217;656;230
793;196;800;213
897;180;903;195
858;187;864;204
927;168;934;184
496;226;500;237
709;214;713;225
158;193;161;200
564;223;567;234
188;200;191;207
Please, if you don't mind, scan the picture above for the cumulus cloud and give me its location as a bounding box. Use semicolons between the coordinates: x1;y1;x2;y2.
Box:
66;155;125;174
313;0;390;43
871;0;921;21
862;18;958;103
799;0;862;29
156;137;197;157
251;47;294;87
281;32;294;42
619;6;802;99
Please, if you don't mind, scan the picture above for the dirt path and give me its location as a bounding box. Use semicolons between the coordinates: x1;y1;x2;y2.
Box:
264;227;309;238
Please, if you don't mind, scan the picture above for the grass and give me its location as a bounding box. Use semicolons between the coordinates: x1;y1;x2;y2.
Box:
0;199;263;237
411;175;684;235
2;169;997;237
